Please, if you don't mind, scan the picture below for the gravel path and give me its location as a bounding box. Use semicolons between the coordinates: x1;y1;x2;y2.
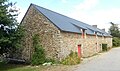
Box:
73;47;120;71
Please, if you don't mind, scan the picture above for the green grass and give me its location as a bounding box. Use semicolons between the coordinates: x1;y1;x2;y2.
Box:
0;63;72;71
0;63;45;71
113;46;120;48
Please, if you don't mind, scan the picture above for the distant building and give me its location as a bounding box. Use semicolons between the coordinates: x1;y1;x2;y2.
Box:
21;4;112;61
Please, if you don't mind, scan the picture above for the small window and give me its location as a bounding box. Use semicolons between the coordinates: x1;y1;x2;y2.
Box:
82;29;85;38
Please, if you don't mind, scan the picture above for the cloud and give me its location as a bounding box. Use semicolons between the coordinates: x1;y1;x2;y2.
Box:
93;8;120;22
75;0;99;10
61;0;67;3
64;0;120;32
90;8;120;29
67;8;120;32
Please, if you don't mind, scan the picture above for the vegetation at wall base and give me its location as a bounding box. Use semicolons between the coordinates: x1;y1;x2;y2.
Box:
61;51;80;65
102;44;107;51
31;34;46;65
45;58;59;64
31;47;46;65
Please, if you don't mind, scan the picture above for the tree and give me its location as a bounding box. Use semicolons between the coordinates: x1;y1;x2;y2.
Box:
109;22;120;47
0;0;24;57
109;22;120;38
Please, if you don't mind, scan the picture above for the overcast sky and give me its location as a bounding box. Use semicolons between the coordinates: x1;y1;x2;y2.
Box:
10;0;120;32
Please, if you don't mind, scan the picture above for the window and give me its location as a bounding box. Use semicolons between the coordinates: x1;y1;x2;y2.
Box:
81;29;85;38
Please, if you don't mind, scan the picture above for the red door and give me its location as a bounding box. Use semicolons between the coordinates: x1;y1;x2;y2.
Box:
78;45;81;58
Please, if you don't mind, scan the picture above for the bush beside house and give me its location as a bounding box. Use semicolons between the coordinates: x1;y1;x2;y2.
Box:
31;34;46;65
112;37;120;47
61;51;81;65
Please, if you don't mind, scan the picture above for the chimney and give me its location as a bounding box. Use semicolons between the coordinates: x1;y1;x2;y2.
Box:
102;28;105;31
92;25;97;28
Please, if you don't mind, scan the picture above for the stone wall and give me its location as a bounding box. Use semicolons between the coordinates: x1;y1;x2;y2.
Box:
21;5;62;61
104;37;112;48
60;32;112;58
60;32;98;58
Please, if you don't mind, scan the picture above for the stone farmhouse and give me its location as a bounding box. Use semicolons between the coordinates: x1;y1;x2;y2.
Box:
21;4;112;61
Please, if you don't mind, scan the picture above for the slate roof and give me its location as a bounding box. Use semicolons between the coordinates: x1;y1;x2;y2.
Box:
31;4;111;37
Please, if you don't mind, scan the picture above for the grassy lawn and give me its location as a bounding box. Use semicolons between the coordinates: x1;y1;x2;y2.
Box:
0;64;44;71
0;63;73;71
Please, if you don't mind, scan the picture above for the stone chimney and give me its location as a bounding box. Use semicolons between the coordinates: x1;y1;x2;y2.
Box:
92;25;97;28
102;28;105;31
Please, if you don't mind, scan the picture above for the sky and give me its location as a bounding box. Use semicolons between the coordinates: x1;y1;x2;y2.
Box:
10;0;120;32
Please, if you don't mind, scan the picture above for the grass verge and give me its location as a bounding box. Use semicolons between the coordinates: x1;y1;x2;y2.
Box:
0;63;73;71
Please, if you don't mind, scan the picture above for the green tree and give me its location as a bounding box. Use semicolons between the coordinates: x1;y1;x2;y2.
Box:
0;0;23;56
109;22;120;38
109;22;120;47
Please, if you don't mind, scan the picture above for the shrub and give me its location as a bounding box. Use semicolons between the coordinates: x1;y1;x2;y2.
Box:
31;46;45;65
45;58;58;64
31;34;46;65
0;60;7;65
61;51;80;65
113;37;120;47
102;44;107;51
